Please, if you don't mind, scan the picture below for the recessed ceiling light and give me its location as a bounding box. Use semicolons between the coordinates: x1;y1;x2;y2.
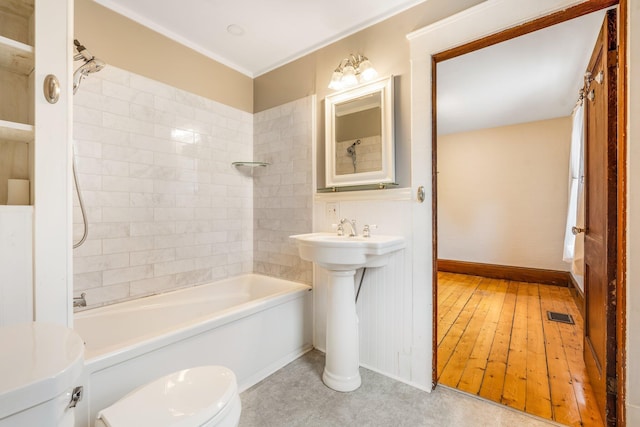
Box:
227;24;245;36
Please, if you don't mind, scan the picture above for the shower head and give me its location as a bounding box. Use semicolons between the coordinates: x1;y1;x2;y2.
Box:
73;58;105;94
73;39;106;94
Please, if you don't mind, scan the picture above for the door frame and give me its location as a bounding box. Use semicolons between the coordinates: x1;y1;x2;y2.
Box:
428;0;627;424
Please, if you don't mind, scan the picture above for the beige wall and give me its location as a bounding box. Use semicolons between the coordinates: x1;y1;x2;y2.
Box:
335;107;380;141
74;0;253;113
254;0;485;188
437;117;572;271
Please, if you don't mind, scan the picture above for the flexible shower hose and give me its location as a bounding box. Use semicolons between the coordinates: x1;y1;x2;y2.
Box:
72;149;88;249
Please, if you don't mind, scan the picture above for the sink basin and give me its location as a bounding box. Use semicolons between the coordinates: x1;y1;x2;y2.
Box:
290;232;405;270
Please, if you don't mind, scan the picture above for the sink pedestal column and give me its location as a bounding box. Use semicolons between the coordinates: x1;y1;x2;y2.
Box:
322;269;361;392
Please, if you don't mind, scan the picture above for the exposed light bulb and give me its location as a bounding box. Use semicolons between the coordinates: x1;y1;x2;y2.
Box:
327;54;377;90
341;64;358;87
358;59;377;82
328;70;344;90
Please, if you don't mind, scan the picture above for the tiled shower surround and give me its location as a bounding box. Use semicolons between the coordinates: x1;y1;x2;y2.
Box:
73;66;312;308
253;97;313;283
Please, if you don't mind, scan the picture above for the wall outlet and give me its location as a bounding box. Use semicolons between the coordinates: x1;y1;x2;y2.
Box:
326;203;339;224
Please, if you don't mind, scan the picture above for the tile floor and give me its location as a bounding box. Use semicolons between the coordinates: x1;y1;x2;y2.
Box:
239;350;560;427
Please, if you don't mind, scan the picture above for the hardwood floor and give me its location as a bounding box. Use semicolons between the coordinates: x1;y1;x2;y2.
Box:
437;272;603;426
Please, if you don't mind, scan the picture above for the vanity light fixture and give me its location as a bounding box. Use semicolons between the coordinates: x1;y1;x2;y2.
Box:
328;54;378;91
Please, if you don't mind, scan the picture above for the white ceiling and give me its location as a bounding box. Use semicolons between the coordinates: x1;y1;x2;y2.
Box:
437;10;606;135
93;0;426;77
93;0;606;134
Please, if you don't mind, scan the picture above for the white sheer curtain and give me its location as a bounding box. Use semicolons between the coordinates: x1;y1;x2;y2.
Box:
563;103;585;269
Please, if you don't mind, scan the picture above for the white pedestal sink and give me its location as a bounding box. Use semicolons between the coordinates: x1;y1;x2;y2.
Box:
290;232;405;392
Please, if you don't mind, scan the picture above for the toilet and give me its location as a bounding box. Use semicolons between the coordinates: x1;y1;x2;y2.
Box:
95;366;241;427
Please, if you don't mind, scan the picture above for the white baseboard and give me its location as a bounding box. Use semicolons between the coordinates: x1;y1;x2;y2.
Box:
238;345;313;393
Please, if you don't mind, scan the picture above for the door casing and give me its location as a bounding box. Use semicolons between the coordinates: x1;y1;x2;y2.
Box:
429;0;627;425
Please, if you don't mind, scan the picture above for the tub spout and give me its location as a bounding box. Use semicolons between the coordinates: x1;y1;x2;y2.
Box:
74;293;87;308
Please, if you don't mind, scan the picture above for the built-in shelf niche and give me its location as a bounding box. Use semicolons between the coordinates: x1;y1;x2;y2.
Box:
0;0;34;206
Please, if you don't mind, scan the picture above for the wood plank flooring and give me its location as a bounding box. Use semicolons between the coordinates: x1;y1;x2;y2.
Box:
437;272;603;426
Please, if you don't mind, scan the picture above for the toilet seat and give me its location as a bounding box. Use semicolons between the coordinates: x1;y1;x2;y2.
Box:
96;366;239;427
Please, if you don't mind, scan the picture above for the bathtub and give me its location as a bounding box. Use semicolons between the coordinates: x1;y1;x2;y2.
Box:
73;274;312;427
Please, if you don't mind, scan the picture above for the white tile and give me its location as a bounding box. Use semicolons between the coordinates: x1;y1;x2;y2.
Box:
130;74;176;100
84;283;130;308
154;207;195;221
176;268;212;286
101;66;131;86
87;223;130;239
102;80;137;103
75;105;102;126
73;65;307;308
130;103;155;123
130;221;176;236
103;236;155;254
73;139;102;158
75;156;102;174
103;176;154;193
154;96;194;119
103;112;155;136
103;265;153;286
154;233;196;249
130;275;176;297
130;164;176;180
130;193;176;208
153;180;195;195
102;159;130;177
74;253;129;274
176;244;212;260
131;135;175;154
76;173;102;191
130;248;175;266
102;144;154;165
154;258;196;276
74;271;103;290
72;239;102;257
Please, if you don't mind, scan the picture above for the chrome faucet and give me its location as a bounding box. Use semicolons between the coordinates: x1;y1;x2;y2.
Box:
340;218;358;237
73;293;87;308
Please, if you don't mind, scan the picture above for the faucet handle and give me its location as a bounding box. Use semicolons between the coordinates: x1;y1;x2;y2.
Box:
362;224;377;237
332;223;344;236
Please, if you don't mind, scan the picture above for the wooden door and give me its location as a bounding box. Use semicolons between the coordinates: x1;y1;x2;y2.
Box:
583;9;618;426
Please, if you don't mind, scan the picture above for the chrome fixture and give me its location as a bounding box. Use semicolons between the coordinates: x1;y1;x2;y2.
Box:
73;39;106;249
362;224;377;238
73;293;87;308
328;54;378;91
67;386;84;408
347;139;361;173
73;39;105;94
339;218;358;237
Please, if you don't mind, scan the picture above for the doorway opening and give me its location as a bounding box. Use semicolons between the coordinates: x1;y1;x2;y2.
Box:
431;2;626;426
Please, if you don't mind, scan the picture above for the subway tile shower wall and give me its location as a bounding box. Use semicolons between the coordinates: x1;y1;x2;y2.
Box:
73;66;254;308
253;97;313;284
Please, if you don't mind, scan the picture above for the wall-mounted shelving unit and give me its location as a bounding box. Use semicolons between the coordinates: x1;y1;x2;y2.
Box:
317;182;399;193
0;35;34;74
0;0;35;207
232;161;270;168
0;0;73;326
0;0;36;326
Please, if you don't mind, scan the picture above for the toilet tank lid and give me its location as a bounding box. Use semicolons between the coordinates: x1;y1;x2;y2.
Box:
97;365;238;427
0;322;85;419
